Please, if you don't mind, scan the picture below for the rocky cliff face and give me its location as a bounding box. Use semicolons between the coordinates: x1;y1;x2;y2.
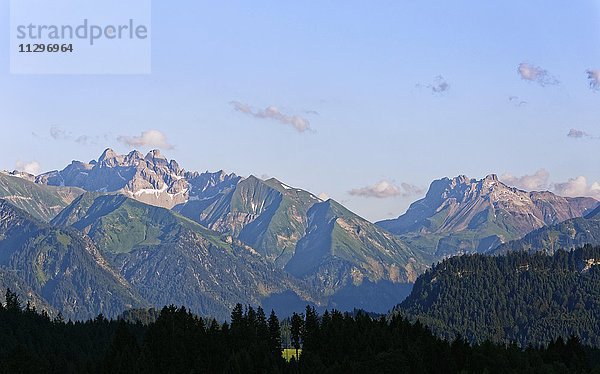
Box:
36;149;240;209
377;175;598;257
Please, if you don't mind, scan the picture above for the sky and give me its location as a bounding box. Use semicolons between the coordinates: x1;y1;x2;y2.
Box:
0;0;599;221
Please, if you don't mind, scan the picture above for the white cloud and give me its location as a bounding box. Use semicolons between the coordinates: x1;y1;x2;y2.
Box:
501;169;550;191
15;161;41;175
501;170;600;200
586;69;600;91
553;176;600;200
230;101;311;133
517;63;559;86
117;130;174;150
349;180;425;199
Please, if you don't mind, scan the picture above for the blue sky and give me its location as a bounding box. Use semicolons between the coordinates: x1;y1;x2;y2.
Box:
1;0;599;221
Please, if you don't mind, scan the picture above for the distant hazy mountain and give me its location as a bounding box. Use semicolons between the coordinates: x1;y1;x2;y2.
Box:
494;205;600;254
377;174;598;257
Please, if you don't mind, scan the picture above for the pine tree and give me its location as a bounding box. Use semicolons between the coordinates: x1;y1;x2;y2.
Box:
303;305;319;351
231;303;244;332
4;288;20;313
268;310;282;356
103;320;140;374
290;312;304;359
256;306;268;342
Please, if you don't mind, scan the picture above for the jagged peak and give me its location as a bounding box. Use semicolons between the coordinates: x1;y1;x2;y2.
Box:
145;149;166;161
451;175;471;184
98;148;118;162
484;174;499;182
439;174;503;188
126;150;144;160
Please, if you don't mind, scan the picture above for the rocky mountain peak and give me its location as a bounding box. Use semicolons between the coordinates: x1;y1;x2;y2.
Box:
35;149;241;210
99;148;118;162
1;170;36;182
145;149;166;161
377;174;599;256
125;150;144;163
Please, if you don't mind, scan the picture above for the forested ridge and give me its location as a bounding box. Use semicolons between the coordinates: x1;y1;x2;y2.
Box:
1;289;600;373
398;245;600;348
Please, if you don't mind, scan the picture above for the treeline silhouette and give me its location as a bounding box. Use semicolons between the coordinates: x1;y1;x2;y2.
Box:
1;289;600;373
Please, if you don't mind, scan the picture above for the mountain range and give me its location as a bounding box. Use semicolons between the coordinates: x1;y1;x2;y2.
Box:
0;149;598;319
377;174;597;257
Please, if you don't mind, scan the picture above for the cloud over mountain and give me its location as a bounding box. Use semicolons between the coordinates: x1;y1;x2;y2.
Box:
501;169;550;191
553;176;600;200
117;130;174;150
15;160;41;175
230;101;311;133
349;180;424;199
502;170;600;200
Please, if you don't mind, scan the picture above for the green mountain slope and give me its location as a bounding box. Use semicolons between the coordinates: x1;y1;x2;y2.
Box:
494;207;600;254
286;200;427;286
0;173;83;222
55;193;318;319
0;267;56;315
176;176;427;313
176;176;319;267
0;199;146;319
396;245;600;347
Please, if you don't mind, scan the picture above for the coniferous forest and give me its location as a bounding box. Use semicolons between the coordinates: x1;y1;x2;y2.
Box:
1;288;600;374
398;245;600;348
